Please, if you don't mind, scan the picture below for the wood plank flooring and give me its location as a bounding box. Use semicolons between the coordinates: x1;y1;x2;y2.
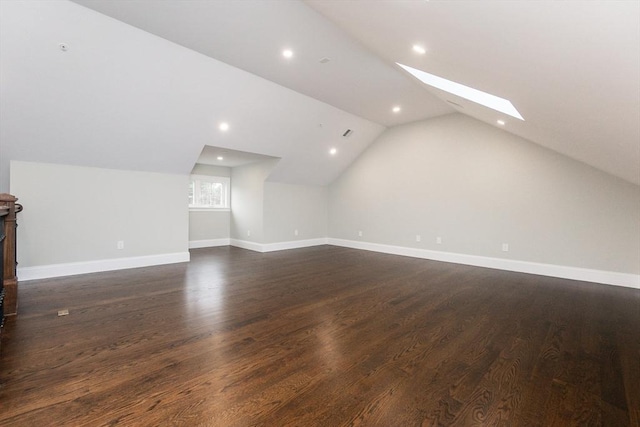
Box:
0;245;638;426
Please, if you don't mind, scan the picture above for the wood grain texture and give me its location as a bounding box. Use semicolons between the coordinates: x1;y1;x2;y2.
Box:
0;246;638;426
0;194;19;316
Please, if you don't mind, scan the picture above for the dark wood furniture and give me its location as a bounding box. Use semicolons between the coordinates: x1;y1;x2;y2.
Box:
0;193;21;335
0;205;7;336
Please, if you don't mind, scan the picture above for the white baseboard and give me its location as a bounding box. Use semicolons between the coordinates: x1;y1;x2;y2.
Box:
327;238;640;289
189;238;231;249
16;238;638;289
262;238;328;253
230;238;328;253
17;252;191;281
229;239;264;252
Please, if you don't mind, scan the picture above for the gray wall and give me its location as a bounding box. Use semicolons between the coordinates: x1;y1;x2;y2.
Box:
329;114;640;274
230;160;279;242
229;161;327;244
263;182;327;243
189;163;231;242
189;211;230;242
10;161;188;267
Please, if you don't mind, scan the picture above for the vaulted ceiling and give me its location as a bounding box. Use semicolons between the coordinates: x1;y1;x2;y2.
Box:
2;0;638;187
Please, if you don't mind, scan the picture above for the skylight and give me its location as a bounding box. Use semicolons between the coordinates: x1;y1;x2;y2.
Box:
397;63;524;120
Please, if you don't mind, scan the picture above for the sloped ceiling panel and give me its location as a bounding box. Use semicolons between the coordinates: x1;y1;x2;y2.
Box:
0;0;384;188
307;0;640;185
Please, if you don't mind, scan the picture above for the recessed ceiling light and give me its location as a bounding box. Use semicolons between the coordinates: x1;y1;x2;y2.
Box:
329;147;337;155
412;45;426;55
392;106;401;113
219;122;229;132
217;156;224;160
282;49;293;58
397;63;524;120
497;120;506;126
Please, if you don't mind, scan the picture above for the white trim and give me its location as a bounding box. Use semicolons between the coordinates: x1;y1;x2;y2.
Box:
189;175;230;209
189;208;231;212
327;238;640;289
229;239;264;252
229;238;328;253
262;238;328;253
17;252;190;282
189;238;231;249
16;238;638;289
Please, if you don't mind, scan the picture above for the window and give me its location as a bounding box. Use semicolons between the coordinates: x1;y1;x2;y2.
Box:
189;175;230;210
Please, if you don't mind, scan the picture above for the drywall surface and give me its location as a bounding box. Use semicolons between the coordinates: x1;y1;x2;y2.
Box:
263;182;327;244
230;160;278;243
329;114;640;274
0;0;383;193
10;161;188;267
191;164;231;177
189;211;230;241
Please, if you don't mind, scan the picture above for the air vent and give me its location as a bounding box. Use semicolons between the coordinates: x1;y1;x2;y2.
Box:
343;129;353;137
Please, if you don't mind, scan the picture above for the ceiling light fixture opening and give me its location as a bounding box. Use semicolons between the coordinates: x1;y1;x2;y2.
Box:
282;49;293;58
219;122;229;132
497;120;506;126
329;147;337;155
412;45;426;55
392;106;401;113
397;63;524;121
217;156;224;160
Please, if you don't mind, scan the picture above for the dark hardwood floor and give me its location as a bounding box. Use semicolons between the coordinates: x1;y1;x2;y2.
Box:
0;246;638;426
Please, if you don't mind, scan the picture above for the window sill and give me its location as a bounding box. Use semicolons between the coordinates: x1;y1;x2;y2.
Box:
189;207;231;212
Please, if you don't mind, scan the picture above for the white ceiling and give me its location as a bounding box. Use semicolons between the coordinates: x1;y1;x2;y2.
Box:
70;0;640;185
71;0;453;127
2;0;638;188
0;0;384;187
308;0;640;186
196;146;278;169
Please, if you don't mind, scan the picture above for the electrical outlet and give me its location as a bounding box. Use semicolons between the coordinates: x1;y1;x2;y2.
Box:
358;230;363;237
436;237;442;244
416;234;421;242
117;240;124;250
294;229;299;236
502;243;509;252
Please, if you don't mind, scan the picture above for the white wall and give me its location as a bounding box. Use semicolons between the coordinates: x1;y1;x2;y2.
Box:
263;182;327;243
230;160;279;243
10;161;189;275
189;164;231;244
228;161;327;246
329;114;640;275
188;211;230;243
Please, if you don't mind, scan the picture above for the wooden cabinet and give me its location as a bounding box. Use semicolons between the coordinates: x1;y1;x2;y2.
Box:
0;193;20;338
0;207;7;336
